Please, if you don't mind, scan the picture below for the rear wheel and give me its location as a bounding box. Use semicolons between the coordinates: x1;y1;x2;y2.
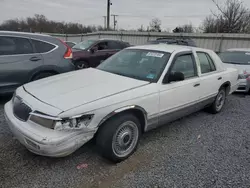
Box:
31;72;56;81
96;113;141;163
208;88;226;114
75;61;89;69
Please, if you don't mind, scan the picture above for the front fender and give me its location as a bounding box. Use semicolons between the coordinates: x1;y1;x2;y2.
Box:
97;105;148;128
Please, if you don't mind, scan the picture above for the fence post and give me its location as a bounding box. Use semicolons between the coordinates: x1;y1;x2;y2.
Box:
147;32;151;41
120;32;123;41
81;34;83;42
218;34;224;53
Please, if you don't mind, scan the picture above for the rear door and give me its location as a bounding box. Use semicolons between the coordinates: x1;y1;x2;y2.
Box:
0;36;43;93
195;51;223;100
106;41;125;57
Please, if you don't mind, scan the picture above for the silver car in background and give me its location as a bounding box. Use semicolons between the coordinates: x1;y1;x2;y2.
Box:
219;48;250;93
0;31;75;95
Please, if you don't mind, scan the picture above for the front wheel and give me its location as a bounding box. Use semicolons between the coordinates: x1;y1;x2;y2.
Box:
208;88;226;114
96;113;141;163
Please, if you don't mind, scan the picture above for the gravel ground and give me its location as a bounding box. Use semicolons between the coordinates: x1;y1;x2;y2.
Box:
0;94;250;188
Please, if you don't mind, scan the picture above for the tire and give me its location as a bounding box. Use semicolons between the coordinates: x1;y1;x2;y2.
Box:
207;88;226;114
32;72;56;81
75;61;89;69
96;113;141;163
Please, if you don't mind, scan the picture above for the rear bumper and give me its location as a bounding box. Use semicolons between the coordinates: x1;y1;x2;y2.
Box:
4;101;94;157
235;79;250;93
58;59;76;73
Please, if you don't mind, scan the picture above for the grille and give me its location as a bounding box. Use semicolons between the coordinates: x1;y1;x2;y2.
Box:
13;96;32;122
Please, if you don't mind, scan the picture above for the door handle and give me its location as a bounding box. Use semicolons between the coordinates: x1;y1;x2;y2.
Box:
218;77;222;80
193;83;200;87
30;57;41;61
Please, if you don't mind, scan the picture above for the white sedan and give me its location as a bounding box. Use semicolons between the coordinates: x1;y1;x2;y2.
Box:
4;44;239;162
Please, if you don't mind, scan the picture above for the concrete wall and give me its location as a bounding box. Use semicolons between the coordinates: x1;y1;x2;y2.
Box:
48;31;250;52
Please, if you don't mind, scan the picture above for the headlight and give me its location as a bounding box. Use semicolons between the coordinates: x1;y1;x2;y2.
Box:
29;112;94;131
54;114;94;131
30;115;55;129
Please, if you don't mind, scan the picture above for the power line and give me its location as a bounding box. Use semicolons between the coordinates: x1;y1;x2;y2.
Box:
112;14;208;18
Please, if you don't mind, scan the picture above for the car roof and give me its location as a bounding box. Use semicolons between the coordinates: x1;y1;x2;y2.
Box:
0;31;51;38
127;44;206;53
226;48;250;52
98;38;125;42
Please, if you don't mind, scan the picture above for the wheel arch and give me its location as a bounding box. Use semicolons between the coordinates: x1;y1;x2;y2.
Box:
220;81;231;95
28;66;60;81
97;105;148;134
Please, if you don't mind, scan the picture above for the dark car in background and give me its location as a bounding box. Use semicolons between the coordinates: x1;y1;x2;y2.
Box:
72;39;130;69
147;37;197;47
0;31;75;94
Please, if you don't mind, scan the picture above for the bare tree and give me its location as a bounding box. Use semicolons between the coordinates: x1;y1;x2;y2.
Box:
0;14;105;34
173;24;195;33
149;18;162;32
202;0;250;33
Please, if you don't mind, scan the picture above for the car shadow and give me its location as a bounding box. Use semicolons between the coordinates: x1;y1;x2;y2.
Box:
0;95;12;105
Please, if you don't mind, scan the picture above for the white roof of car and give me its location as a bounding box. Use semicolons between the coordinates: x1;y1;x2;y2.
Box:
226;48;250;52
128;44;207;53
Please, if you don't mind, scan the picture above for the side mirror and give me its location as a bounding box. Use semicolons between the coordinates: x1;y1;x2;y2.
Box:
163;72;184;83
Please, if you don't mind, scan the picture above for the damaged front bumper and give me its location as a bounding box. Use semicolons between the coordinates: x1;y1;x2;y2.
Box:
4;101;95;157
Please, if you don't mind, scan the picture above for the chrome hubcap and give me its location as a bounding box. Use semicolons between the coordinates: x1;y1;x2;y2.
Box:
216;90;225;111
112;121;139;158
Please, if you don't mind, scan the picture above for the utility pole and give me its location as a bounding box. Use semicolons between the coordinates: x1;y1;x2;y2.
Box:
107;0;112;30
103;16;107;29
111;14;118;30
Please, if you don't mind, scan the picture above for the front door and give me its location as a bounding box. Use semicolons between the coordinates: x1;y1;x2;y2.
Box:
90;41;110;67
158;52;201;125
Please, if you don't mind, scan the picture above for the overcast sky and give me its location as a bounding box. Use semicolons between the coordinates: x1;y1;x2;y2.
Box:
1;0;250;30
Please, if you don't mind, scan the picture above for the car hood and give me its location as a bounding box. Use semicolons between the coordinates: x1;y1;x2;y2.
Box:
24;68;149;111
223;63;250;74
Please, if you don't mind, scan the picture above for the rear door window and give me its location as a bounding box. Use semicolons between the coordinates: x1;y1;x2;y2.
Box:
107;41;124;49
31;39;56;53
0;36;34;55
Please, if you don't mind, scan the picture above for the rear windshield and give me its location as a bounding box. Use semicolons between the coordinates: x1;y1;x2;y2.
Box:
219;51;250;65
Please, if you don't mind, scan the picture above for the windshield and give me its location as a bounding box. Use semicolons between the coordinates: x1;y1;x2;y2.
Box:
219;51;250;65
72;40;96;50
97;49;171;82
